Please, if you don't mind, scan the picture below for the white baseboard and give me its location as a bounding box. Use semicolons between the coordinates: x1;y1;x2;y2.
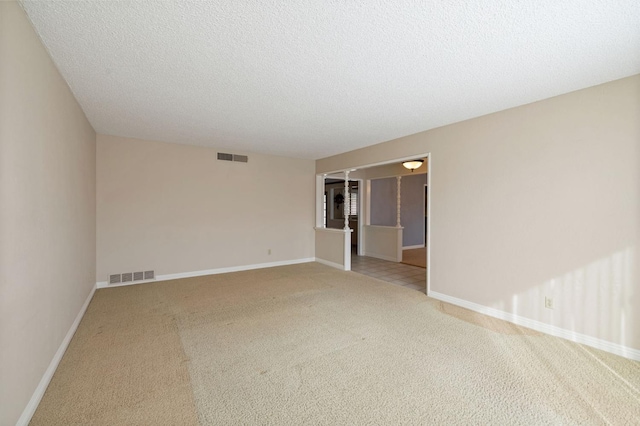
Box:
315;257;346;270
429;291;640;362
96;278;156;289
363;252;399;262
97;258;316;288
16;285;96;426
403;244;425;250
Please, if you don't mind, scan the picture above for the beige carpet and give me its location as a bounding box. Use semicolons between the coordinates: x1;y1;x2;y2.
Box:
32;263;640;425
402;247;426;268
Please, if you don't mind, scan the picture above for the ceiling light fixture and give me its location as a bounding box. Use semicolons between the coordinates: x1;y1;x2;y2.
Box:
402;160;423;172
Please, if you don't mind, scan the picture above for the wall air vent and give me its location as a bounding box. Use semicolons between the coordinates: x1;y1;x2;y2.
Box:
217;152;233;161
122;272;133;283
144;270;155;280
233;154;248;163
109;274;121;285
133;271;144;281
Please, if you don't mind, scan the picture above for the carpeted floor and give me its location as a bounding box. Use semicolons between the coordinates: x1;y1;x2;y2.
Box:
32;263;640;425
402;247;426;268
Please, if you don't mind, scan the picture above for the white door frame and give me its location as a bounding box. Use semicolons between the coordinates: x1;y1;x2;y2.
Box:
423;183;428;247
426;154;431;295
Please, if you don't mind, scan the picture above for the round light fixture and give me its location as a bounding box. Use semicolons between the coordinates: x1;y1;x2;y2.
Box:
402;160;423;172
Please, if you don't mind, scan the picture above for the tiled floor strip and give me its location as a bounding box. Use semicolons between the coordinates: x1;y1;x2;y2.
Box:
351;255;426;293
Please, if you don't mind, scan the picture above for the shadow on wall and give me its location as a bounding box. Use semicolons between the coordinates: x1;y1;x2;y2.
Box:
491;246;637;354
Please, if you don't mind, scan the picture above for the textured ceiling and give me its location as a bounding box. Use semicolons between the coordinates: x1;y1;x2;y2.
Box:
20;0;640;159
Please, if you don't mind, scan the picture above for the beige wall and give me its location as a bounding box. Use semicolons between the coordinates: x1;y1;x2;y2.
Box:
315;229;347;267
362;226;403;262
318;75;640;351
96;135;315;281
0;2;97;424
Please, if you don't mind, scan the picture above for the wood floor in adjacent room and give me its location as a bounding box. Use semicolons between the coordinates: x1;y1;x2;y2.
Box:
32;263;640;425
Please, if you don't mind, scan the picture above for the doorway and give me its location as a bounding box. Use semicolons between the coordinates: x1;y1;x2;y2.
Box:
315;153;432;295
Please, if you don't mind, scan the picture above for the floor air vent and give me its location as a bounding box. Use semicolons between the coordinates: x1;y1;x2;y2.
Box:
108;270;155;285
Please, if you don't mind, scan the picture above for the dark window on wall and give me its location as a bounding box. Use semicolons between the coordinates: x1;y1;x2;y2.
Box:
350;188;358;217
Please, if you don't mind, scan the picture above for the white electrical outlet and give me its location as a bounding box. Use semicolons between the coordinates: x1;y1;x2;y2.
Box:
544;297;554;309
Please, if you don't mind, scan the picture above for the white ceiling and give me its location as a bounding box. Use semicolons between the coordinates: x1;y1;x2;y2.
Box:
20;0;640;159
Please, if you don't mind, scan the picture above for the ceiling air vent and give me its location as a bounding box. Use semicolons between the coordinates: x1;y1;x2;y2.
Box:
122;272;133;283
109;274;121;285
217;152;233;161
233;154;248;163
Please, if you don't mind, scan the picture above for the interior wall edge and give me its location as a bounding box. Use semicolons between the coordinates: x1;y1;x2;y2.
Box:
15;285;97;426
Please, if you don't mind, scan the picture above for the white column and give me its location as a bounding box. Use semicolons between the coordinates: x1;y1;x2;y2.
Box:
322;174;326;228
343;171;350;230
343;171;352;270
315;174;326;228
396;175;402;228
364;179;371;226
